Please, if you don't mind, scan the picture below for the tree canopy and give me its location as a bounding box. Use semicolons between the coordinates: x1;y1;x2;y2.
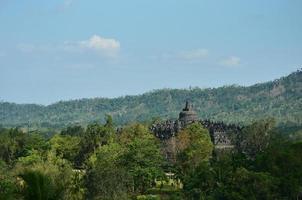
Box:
0;117;301;199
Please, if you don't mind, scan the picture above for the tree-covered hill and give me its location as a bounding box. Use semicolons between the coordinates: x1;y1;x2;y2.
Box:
1;70;301;129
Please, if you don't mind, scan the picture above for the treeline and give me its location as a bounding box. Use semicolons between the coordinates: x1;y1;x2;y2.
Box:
1;70;301;129
0;117;302;199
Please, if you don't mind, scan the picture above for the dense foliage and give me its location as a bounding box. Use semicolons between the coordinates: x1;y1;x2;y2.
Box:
0;70;301;199
1;70;301;130
0;117;301;199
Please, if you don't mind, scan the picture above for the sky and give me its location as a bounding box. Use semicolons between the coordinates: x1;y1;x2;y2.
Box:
0;0;301;105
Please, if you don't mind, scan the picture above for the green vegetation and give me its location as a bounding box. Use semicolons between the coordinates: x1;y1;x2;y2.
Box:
0;117;301;199
1;70;301;130
0;70;301;199
175;123;213;177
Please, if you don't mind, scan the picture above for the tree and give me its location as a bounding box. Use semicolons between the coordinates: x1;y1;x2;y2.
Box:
255;141;302;199
118;123;153;145
119;124;165;194
104;114;114;130
0;131;16;164
19;170;57;200
65;170;86;200
49;134;81;165
183;162;216;200
61;125;84;137
225;168;279;200
0;128;48;165
0;160;18;200
86;143;129;200
16;150;81;200
76;119;115;167
237;119;276;159
175;123;213;177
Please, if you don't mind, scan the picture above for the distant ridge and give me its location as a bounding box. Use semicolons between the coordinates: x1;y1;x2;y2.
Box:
1;70;301;129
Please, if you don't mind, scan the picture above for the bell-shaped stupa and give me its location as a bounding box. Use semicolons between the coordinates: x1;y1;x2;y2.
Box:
178;101;198;125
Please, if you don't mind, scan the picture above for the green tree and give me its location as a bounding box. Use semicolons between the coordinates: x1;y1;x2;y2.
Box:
104;114;114;130
61;125;85;136
238;119;276;159
65;170;86;200
176;123;213;177
0;160;18;200
0;128;48;165
255;141;302;199
16;150;80;200
119;124;165;194
183;162;216;200
225;168;279;200
86;143;129;200
49;134;81;165
76;116;115;167
118;123;153;144
0;132;16;164
19;170;58;200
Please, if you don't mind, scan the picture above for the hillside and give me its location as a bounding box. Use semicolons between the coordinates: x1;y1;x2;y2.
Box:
1;70;301;129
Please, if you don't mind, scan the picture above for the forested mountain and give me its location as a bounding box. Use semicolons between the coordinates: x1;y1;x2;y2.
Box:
1;70;301;129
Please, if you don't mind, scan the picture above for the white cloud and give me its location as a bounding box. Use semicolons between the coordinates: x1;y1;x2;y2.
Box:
79;35;120;57
178;49;209;60
17;35;121;59
220;56;241;67
63;35;121;58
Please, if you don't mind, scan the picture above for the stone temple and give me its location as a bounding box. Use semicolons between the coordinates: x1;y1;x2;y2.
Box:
178;101;198;125
150;101;241;161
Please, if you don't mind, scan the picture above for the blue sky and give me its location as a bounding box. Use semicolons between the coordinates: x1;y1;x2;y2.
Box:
0;0;301;104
